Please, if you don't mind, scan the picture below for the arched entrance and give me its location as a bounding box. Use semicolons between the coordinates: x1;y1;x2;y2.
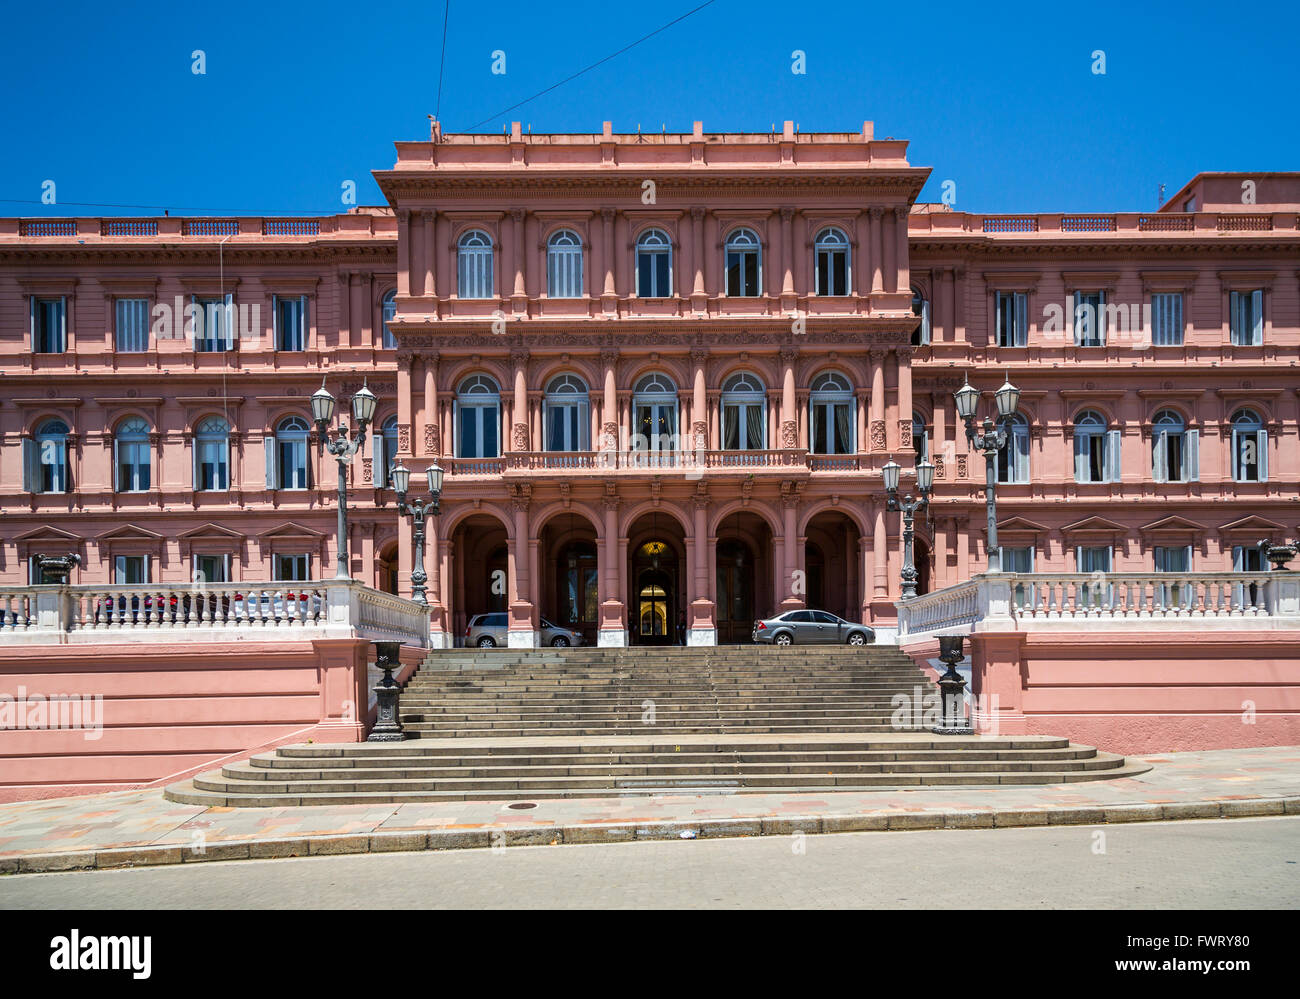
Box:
449;514;509;644
377;542;399;595
539;513;600;646
626;511;687;646
805;511;863;621
715;509;776;644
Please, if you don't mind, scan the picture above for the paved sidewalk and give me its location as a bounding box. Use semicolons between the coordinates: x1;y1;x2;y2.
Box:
0;746;1296;875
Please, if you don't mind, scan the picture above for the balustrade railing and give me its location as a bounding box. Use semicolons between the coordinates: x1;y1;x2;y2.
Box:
0;580;429;647
439;448;885;475
898;571;1300;638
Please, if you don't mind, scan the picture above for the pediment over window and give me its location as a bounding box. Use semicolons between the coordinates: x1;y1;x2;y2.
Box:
1060;516;1128;538
96;524;166;542
1217;515;1288;538
15;525;82;544
1138;515;1207;537
178;523;247;542
258;522;326;543
994;516;1050;540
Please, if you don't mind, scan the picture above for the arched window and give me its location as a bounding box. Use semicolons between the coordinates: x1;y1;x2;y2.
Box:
1152;409;1197;483
721;372;766;450
1072;411;1120;484
456;375;500;458
26;419;70;494
996;413;1030;484
632;372;678;458
544;374;589;452
373;415;399;488
809;371;854;455
270;416;310;490
381;290;397;349
724;227;761;297
457;230;494;299
814;227;850;296
195;416;230;491
547;230;583;299
911;288;930;345
635;229;672;298
912;412;929;462
1230;408;1267;482
114;417;151;492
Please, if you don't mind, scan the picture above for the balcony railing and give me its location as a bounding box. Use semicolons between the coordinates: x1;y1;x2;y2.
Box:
469;448;856;474
0;581;430;648
897;572;1300;639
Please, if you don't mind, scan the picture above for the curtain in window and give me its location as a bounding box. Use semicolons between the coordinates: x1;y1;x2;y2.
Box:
746;405;764;451
834;404;851;455
1073;435;1090;481
722;406;739;450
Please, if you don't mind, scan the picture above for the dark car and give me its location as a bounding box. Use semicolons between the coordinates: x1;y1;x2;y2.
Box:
752;610;874;646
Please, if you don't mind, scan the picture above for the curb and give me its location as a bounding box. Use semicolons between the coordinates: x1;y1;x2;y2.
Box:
3;795;1297;875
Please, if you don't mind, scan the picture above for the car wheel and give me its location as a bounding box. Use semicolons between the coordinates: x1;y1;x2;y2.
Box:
774;632;794;646
847;631;866;646
551;636;570;648
477;636;496;648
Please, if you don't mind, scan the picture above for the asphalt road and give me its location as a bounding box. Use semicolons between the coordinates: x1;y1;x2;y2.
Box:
2;817;1296;909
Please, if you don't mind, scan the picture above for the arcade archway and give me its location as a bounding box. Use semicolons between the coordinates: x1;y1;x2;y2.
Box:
805;511;863;621
539;512;600;646
626;511;687;646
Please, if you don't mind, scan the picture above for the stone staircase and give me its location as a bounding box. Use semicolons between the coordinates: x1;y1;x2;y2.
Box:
164;646;1148;806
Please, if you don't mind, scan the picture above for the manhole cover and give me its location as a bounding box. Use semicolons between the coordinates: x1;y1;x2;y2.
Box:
507;802;537;810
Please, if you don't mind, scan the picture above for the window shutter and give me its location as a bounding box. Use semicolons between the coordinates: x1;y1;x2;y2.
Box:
1073;434;1089;482
921;299;930;344
1251;289;1263;344
1152;432;1167;482
373;432;387;488
1097;291;1107;344
1184;428;1199;481
22;438;36;493
224;437;231;490
1014;293;1027;346
112;435;121;491
271;294;280;348
264;435;278;490
29;297;36;352
191;437;198;490
1106;429;1122;482
114;556;126;584
301;296;309;349
1015;428;1029;482
1257;429;1268;482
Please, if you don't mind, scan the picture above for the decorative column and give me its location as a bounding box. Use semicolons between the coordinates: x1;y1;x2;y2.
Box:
510;208;527;314
869;207;885;294
691;349;708;453
780;207;796;310
396;209;411;297
894;205;910;295
338;270;353;349
780;347;797;448
780;487;803;612
873;500;888;598
423;352;439;455
690;206;707;312
600;348;618;454
601;208;617;312
897;347;914;452
689;488;716;644
424;209;437;300
869;349;887;451
511;348;529;451
599;486;626;645
508;485;535;646
396;350;414;458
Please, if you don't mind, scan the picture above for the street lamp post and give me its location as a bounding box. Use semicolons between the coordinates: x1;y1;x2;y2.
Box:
312;380;378;581
954;375;1020;573
883;457;935;600
391;462;444;605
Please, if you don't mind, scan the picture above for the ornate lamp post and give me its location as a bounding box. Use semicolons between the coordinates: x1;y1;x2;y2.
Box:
391;462;444;605
883;457;935;600
933;634;973;735
311;379;378;581
954;375;1020;573
368;640;405;742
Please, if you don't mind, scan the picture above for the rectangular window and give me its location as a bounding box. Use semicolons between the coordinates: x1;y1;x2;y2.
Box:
637;252;671;298
995;292;1028;347
193;554;230;585
197;439;229;490
1229;290;1264;346
816;248;849;296
1153;544;1192;609
1073;291;1106;346
1073;429;1121;483
274;554;309;581
114;298;150;352
810;403;853;455
114;555;149;584
1075;546;1113;608
278;438;309;490
457;404;499;459
116;441;151;492
32;297;67;353
1000;546;1035;608
1150;293;1183;346
726;250;760;297
1232;425;1267;482
1232;545;1268;609
275;295;307;351
192;295;233;352
996;426;1030;483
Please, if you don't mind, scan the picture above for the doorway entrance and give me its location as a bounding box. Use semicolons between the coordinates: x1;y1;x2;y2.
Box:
715;539;755;643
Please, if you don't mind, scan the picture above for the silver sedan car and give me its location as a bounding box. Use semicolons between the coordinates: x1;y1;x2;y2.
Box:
752;610;875;646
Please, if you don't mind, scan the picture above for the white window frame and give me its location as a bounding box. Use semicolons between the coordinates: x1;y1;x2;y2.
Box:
31;296;67;354
1229;289;1264;346
635;229;672;298
720;372;767;450
911;288;930;345
381;290;398;349
114;417;152;493
809;371;855;455
724;227;762;297
1229;409;1267;482
1150;292;1183;346
274;294;308;352
26;420;71;494
191;294;234;352
454;375;501;458
546;230;584;299
995;291;1028;347
996;415;1030;484
1072;290;1106;346
632;373;679;457
273;416;311;491
543;374;589;452
1072;411;1121;483
457;230;494;299
1151;409;1197;483
195;417;231;491
814;227;850;296
193;553;231;586
114;297;150;353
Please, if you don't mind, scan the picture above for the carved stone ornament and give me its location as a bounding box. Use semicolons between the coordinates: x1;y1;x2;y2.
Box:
512;423;530;451
870;420;887;451
781;420;798;449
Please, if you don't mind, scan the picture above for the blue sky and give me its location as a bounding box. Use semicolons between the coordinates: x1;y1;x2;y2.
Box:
3;0;1295;216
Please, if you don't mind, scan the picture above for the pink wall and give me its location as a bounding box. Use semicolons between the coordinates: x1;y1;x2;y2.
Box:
0;638;421;801
958;630;1300;755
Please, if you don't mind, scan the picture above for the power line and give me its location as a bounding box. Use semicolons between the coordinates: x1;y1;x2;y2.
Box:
459;0;719;132
435;0;451;121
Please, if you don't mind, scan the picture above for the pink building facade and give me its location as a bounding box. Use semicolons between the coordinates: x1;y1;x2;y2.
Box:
2;123;1298;650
